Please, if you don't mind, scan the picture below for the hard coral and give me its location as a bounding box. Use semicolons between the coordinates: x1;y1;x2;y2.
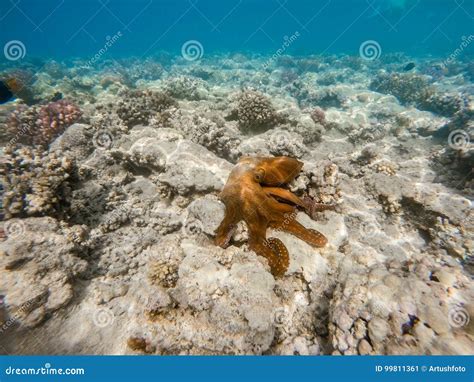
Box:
369;72;433;106
116;89;177;128
1;146;74;219
6;100;82;147
289;80;346;108
369;72;469;117
419;92;469;117
231;90;280;132
163;75;209;100
178;114;241;161
310;106;326;125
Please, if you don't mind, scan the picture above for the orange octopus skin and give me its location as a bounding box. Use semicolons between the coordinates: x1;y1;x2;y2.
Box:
215;156;329;277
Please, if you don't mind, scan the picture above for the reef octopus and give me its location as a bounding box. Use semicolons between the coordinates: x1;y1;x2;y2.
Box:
215;156;332;277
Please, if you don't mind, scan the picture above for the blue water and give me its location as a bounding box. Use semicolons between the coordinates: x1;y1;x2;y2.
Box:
1;0;473;60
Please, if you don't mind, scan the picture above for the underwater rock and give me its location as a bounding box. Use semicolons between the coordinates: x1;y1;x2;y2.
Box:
172;112;241;162
329;260;473;355
0;217;88;329
163;75;209;101
186;195;225;236
157;140;233;195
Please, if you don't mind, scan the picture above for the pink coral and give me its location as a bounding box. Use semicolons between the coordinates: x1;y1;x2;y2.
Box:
310;106;326;125
7;100;82;147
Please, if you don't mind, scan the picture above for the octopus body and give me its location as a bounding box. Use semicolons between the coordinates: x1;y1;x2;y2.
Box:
215;156;332;276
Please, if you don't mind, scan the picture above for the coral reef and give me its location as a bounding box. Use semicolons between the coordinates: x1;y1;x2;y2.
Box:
6;100;82;147
329;261;473;355
230;90;281;132
163;75;209;100
0;53;472;356
116;89;177;128
1;146;75;218
369;72;468;117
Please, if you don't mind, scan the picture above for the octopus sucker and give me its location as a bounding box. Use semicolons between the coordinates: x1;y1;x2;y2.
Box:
215;156;332;276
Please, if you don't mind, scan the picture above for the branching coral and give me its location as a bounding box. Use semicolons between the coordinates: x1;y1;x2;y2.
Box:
116;89;177;128
369;72;468;117
178;114;241;161
1;146;74;218
6;100;82;147
370;72;433;105
163;75;209;100
289;80;346;108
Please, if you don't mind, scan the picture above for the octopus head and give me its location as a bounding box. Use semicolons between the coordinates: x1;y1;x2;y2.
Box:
237;156;303;186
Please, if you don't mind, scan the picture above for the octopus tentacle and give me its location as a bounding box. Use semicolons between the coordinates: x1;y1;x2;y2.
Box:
272;217;328;247
265;237;289;276
215;207;239;248
247;220;289;276
262;187;307;209
301;195;336;219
